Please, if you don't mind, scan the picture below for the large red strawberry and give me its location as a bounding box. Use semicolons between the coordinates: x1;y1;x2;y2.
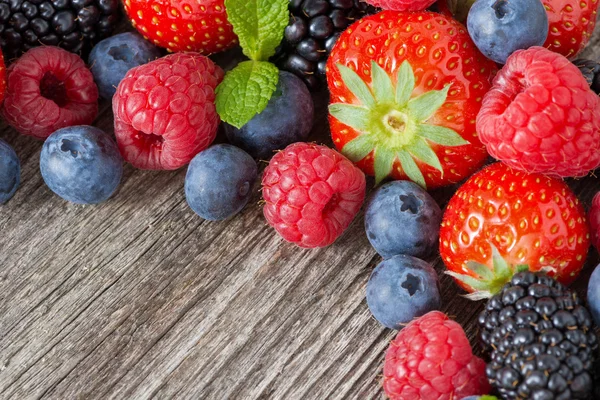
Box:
440;163;590;297
123;0;237;54
542;0;599;58
326;11;497;189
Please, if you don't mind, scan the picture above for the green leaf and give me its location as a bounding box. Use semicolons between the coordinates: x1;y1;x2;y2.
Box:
370;61;394;104
396;151;426;189
225;0;288;61
445;271;490;291
215;60;279;128
328;104;370;131
415;124;469;146
395;61;415;106
515;264;530;273
341;134;375;162
491;245;510;277
407;85;451;122
374;148;396;185
466;261;494;281
336;64;375;107
405;139;443;173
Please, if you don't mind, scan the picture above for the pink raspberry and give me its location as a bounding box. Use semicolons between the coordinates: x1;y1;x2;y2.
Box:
383;311;491;400
1;46;98;139
113;53;223;170
477;46;600;177
262;143;366;248
363;0;436;11
590;192;600;251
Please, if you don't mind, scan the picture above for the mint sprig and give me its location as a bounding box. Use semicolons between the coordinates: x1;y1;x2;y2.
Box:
215;0;288;128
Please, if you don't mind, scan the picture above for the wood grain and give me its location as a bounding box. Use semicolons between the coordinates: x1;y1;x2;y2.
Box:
1;19;600;400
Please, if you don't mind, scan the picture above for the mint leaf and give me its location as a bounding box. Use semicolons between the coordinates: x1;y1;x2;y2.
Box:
215;60;279;128
225;0;288;61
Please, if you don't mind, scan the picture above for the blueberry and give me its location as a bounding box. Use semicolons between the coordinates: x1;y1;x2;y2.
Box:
223;71;314;160
88;32;162;99
364;181;442;259
467;0;548;64
587;263;600;326
0;139;20;204
366;255;440;329
40;125;123;204
185;144;257;221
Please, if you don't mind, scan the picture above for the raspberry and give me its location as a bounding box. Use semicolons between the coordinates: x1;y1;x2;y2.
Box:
113;53;224;170
477;46;600;177
590;192;600;251
262;143;366;248
383;311;491;400
1;46;98;140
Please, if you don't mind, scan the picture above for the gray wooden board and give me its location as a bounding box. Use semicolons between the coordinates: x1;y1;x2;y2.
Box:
2;19;600;400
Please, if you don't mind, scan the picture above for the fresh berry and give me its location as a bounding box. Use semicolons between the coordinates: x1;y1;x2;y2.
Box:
40;126;123;204
0;0;120;61
1;46;98;140
467;0;548;64
364;0;436;12
88;32;162;100
460;396;498;400
0;49;5;102
123;0;237;55
0;138;20;204
478;271;597;399
588;263;600;327
440;163;590;294
262;142;366;248
364;181;441;259
223;71;314;160
573;58;600;94
477;47;600;177
542;0;599;58
273;0;375;89
383;311;491;399
185;144;258;221
366;255;440;329
327;11;497;188
590;192;600;251
113;53;224;170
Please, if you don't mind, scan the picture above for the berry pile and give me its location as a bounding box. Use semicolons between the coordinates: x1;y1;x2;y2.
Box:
0;1;599;399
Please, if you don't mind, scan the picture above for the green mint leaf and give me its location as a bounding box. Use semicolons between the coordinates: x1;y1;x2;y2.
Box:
215;60;279;128
336;64;375;107
405;139;443;173
395;60;415;106
341;134;375;162
329;103;370;131
408;85;450;122
415;124;469;146
374;148;396;185
370;61;394;104
225;0;288;61
396;151;426;189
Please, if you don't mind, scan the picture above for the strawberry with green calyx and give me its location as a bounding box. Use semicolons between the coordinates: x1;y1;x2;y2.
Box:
215;0;288;128
327;11;497;189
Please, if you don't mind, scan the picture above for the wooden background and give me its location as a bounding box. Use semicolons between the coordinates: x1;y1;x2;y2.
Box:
2;14;600;400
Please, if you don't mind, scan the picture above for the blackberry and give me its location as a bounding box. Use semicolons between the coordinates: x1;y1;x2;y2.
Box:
0;0;120;61
478;271;598;399
573;58;600;94
273;0;375;90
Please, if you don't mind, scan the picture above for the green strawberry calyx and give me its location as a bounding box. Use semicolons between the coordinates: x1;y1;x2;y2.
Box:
328;60;469;188
446;245;530;301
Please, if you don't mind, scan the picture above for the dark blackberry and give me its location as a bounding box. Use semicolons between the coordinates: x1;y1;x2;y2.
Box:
478;271;598;399
573;58;600;94
273;0;375;90
0;0;120;61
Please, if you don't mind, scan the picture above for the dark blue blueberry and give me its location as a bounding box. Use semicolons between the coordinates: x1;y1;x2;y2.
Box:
467;0;548;64
88;32;162;99
40;125;123;204
364;181;442;259
366;255;440;330
185;144;258;221
0;139;20;204
223;71;314;160
587;263;600;326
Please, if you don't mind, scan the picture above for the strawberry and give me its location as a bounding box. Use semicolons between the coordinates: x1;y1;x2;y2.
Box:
440;163;590;297
326;11;497;189
542;0;599;58
123;0;238;55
